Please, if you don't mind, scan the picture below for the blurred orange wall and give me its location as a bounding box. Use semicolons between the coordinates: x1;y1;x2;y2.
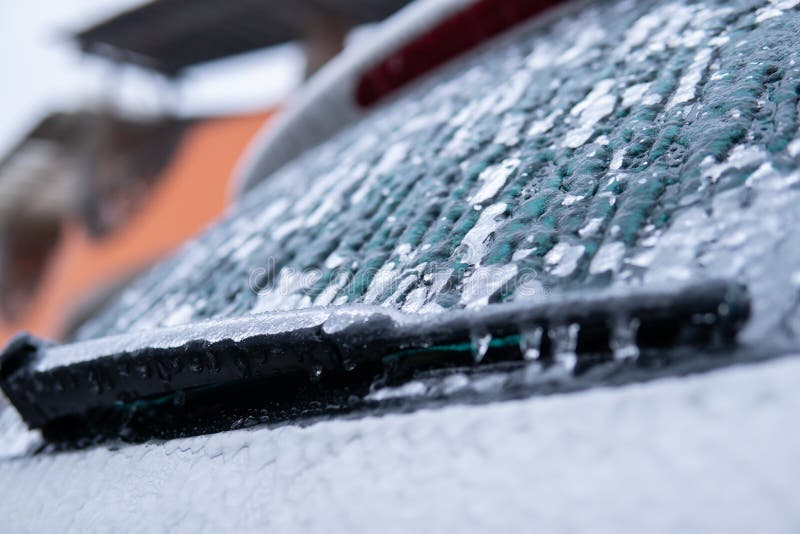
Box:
0;110;272;345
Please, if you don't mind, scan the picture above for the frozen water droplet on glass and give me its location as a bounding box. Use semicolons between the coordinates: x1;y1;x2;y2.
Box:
188;357;203;373
470;330;492;364
87;370;102;394
519;324;544;362
136;363;150;379
550;323;580;371
309;365;323;382
206;353;221;373
610;316;640;361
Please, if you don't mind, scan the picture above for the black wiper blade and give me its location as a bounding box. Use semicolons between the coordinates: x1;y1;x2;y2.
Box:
0;280;749;441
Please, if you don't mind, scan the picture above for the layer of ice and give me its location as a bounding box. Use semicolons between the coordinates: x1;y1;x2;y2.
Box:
0;356;797;532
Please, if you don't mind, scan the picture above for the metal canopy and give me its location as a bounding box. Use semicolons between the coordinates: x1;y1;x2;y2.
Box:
73;0;413;75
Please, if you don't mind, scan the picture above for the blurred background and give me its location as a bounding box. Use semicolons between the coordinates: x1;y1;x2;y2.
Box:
0;0;410;345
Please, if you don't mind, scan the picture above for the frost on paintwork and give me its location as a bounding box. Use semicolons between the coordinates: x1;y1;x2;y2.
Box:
75;0;800;355
1;357;800;532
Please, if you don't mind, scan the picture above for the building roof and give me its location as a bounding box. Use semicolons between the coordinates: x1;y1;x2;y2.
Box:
73;0;413;75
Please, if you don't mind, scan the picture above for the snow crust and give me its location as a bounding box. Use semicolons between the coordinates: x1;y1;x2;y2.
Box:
0;356;798;533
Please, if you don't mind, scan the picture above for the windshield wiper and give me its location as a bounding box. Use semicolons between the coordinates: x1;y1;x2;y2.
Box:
0;280;749;444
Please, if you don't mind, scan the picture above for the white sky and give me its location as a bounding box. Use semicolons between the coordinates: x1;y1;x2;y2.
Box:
0;0;303;156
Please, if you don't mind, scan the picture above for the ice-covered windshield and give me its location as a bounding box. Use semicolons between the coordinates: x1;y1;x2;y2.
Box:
77;0;800;356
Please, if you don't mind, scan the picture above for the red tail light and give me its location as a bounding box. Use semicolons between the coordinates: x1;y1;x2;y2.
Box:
356;0;566;107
